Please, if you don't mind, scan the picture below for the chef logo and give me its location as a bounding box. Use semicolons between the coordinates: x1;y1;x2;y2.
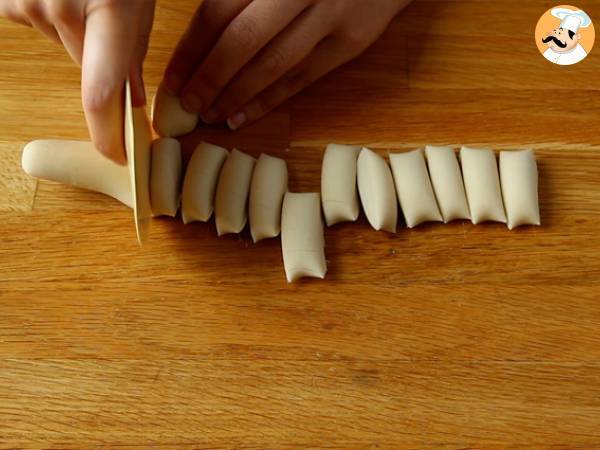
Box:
535;5;595;66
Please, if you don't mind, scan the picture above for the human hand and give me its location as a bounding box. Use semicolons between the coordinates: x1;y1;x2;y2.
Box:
162;0;410;130
0;0;156;164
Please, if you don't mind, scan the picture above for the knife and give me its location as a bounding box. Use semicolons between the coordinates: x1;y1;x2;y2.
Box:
124;80;153;245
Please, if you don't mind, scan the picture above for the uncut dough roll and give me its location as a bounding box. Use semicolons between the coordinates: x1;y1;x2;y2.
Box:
425;145;471;223
215;149;256;236
500;149;540;230
357;147;397;232
281;192;327;283
152;85;199;137
460;146;507;224
389;148;443;228
150;138;182;217
321;143;361;226
249;153;288;243
22;140;132;207
181;142;229;224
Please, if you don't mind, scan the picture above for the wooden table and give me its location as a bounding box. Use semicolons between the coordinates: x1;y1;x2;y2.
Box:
2;1;600;448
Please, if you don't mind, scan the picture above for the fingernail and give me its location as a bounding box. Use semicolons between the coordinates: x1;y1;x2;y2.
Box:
115;155;127;166
227;111;247;130
201;108;218;124
116;149;128;166
97;142;109;158
182;92;203;112
97;143;127;166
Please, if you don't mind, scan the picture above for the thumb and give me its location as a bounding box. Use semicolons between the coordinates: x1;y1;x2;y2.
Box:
81;2;140;165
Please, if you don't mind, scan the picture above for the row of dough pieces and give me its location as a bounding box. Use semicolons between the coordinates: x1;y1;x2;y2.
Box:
150;140;539;282
150;140;319;283
152;86;540;231
325;144;540;231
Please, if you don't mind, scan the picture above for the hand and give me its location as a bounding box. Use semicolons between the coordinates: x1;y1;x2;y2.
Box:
0;0;156;164
162;0;409;130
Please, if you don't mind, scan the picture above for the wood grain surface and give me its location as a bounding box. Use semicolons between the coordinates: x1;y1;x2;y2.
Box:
2;0;600;448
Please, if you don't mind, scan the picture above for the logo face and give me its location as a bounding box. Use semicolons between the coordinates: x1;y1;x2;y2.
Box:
535;5;595;66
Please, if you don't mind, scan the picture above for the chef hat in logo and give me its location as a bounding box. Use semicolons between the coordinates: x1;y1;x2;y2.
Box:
551;7;592;33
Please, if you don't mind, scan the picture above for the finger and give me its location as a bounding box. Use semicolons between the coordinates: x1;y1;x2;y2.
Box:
206;6;330;123
48;0;86;65
29;18;61;43
81;3;139;165
129;0;156;106
162;0;251;95
55;23;84;65
0;1;29;25
180;0;311;114
226;37;351;130
19;0;61;42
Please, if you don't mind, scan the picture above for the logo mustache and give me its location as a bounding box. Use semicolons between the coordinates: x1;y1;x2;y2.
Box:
542;35;568;48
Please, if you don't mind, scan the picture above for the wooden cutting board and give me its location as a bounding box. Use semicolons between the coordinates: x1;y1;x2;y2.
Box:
1;0;600;447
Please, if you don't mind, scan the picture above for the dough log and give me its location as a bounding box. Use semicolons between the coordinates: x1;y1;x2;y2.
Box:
215;149;256;236
425;145;471;223
22;140;133;207
460;146;507;224
249;153;288;243
181;142;229;224
321;143;361;226
500;149;541;230
389;148;442;228
150;138;182;217
357;147;397;232
281;192;327;283
151;85;199;137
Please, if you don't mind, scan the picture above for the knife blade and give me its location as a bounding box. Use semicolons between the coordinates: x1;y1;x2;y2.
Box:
124;80;153;245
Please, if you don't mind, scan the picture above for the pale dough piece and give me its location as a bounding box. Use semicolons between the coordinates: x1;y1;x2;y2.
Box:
425;145;471;223
215;149;256;236
460;146;507;224
249;153;288;243
22;140;132;207
356;147;397;232
321;143;361;226
150;138;182;217
181;142;229;224
281;192;327;283
389;149;443;228
500;149;540;230
151;85;199;137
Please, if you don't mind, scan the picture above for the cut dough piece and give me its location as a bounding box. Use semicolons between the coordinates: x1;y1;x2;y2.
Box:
389;149;443;228
460;146;507;224
249;153;288;243
357;147;397;232
321;143;361;226
181;142;229;224
150;138;182;217
151;85;199;137
500;149;540;230
215;149;256;236
281;192;327;283
425;145;471;222
22;140;132;207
